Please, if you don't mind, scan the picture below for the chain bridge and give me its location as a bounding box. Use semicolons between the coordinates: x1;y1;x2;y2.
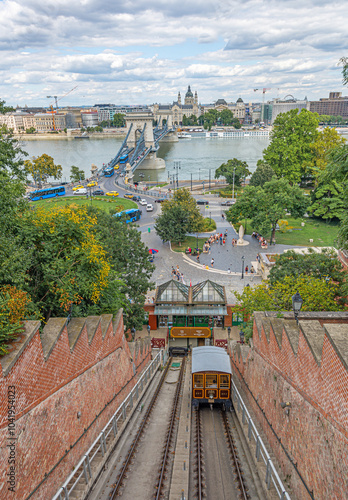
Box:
103;111;176;175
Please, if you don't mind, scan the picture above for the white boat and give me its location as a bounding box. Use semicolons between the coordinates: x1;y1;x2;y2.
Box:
177;132;192;139
205;130;269;138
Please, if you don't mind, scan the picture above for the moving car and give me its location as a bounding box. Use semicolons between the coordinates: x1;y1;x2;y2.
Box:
124;193;134;199
221;200;235;206
72;184;84;191
146;203;154;212
139;199;147;206
154;198;166;203
87;180;98;188
73;188;87;195
106;191;119;197
92;189;104;196
196;199;209;205
114;164;120;170
132;195;141;202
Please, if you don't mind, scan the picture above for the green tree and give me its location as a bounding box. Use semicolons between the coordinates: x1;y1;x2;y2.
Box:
268;250;345;290
307;127;346;181
155;188;204;244
70;165;85;182
226;177;308;243
249;160;276;187
220;109;234;125
309;178;345;221
339;56;348;86
0;125;28;181
90;207;154;331
112;113;125;128
262;109;319;184
25;127;36;134
0;100;14;114
215;158;250;187
24;154;62;188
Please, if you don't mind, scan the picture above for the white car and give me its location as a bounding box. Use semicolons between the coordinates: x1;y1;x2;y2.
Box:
74;188;87;195
146;203;154;212
139;199;147;206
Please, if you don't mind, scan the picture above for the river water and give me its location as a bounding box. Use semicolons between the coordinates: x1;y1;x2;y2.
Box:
21;135;270;183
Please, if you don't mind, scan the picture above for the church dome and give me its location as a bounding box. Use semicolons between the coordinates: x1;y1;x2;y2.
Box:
237;97;244;103
185;85;193;98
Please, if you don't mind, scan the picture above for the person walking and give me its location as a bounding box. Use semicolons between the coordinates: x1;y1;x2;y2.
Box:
211;258;214;267
245;266;249;275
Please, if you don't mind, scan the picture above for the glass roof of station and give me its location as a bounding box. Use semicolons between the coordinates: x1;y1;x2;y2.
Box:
155;279;225;304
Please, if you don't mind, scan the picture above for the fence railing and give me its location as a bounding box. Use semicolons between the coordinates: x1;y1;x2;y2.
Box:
52;350;163;500
231;379;291;500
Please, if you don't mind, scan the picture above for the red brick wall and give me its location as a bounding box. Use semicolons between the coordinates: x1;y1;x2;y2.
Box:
230;320;348;500
0;317;151;500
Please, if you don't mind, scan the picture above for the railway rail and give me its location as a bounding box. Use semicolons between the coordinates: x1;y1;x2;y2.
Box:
108;357;185;499
192;407;250;500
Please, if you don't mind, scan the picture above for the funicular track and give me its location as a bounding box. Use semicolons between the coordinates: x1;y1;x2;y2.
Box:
108;356;186;499
192;407;249;500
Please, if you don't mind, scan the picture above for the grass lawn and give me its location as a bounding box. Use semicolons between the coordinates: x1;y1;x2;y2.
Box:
172;236;206;253
244;217;339;247
31;196;137;213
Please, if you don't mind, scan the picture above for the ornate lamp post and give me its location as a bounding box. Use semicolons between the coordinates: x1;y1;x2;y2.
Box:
241;255;245;280
292;291;303;324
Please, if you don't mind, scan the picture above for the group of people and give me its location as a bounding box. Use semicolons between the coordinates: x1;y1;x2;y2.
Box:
252;232;268;248
171;266;186;284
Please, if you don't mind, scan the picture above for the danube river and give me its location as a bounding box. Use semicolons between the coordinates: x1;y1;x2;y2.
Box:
21;135;270;183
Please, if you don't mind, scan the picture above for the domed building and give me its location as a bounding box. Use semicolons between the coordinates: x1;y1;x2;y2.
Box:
152;85;201;126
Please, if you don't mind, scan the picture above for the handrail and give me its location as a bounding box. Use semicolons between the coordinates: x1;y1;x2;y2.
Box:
52;350;163;500
231;378;291;500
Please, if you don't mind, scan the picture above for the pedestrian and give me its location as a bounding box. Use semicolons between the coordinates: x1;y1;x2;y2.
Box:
219;235;223;245
196;253;200;263
245;266;249;274
223;239;225;246
232;239;235;247
227;267;231;274
211;258;214;267
250;265;255;274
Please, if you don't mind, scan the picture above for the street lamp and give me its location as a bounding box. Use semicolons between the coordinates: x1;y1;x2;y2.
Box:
232;167;236;201
241;255;245;280
292;292;303;324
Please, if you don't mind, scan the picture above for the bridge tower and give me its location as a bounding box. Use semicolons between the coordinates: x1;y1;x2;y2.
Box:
124;112;166;170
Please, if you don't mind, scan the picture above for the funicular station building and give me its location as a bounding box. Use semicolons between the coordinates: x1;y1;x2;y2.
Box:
146;279;239;350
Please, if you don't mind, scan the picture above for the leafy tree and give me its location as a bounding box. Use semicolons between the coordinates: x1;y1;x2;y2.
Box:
25;127;36;134
70;165;85;182
112;113;125;128
268;250;345;290
0;125;28;181
262;109;319;184
100;120;110;128
249;160;276;187
309;178;345;221
220;109;234;125
155;188;204;244
0;100;14;114
215;158;251;187
226;177;308;243
339;56;348;86
90;207;155;331
24;153;62;188
17;206;120;321
307;127;346;181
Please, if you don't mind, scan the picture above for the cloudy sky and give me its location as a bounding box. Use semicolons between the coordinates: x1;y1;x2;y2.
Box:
0;0;347;107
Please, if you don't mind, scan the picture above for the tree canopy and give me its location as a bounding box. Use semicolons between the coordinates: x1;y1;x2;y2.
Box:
70;165;85;183
112;113;125;128
214;158;250;187
24;153;62;187
262;109;319;184
155;188;204;244
249;160;276;187
307;127;346;181
226;177;308;243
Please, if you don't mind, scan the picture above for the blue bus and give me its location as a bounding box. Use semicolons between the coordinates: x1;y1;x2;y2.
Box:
119;154;128;164
113;208;142;223
103;166;114;177
29;186;66;201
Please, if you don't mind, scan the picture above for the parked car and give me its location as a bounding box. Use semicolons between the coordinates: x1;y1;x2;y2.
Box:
73;188;87;195
106;191;119;197
124;193;133;199
221;200;235;206
139;199;147;206
92;189;104;196
72;184;84;191
154;198;166;203
87;180;98;188
146;203;154;212
196;199;209;205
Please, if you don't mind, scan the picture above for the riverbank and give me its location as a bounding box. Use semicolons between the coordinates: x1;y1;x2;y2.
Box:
14;130;127;141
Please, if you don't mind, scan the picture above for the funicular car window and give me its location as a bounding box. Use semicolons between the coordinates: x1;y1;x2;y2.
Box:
194;374;204;388
219;374;229;387
206;374;218;388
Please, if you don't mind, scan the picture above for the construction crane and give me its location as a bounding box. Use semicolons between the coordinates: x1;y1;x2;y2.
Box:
46;86;78;130
253;88;279;125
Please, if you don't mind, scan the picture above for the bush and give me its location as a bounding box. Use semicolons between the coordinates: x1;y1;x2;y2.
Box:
0;286;31;356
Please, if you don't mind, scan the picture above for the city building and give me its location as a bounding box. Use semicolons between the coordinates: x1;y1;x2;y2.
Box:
153;85;201;126
0;111;35;133
81;110;99;128
34;112;66;132
310;92;348;119
202;97;246;122
264;96;310;124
